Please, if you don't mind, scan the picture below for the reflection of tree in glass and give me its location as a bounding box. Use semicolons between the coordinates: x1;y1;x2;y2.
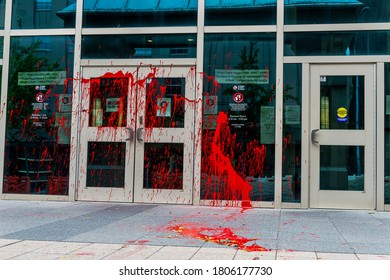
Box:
7;41;61;140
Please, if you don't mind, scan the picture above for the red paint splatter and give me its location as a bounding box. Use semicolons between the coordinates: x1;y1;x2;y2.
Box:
126;240;150;245
168;223;268;252
202;111;269;208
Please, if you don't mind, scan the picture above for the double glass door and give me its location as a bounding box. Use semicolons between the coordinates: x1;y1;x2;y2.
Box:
309;64;375;209
77;66;195;204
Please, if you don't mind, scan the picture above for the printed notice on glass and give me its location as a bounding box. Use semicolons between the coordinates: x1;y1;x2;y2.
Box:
156;98;171;117
106;98;121;113
215;69;269;84
18;71;67;86
285;105;300;125
260;106;275;144
203;96;218;115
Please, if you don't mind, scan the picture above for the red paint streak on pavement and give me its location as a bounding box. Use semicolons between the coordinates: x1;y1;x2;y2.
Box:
126;240;150;245
168;223;268;252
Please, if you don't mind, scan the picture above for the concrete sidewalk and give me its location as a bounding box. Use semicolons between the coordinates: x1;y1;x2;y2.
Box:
1;200;390;260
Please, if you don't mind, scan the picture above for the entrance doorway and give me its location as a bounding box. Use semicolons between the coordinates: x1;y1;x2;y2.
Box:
309;64;375;209
76;65;195;204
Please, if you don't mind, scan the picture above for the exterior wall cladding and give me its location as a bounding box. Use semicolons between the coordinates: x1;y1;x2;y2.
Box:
1;0;390;210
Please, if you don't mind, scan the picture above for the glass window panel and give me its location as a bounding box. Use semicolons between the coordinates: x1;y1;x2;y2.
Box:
320;146;364;192
282;64;301;203
36;0;52;11
385;63;390;204
81;34;196;59
144;143;184;190
82;0;197;27
145;78;185;128
89;77;128;128
320;76;364;130
12;0;75;29
86;142;126;188
2;36;74;195
285;31;390;56
0;0;5;29
201;33;276;203
0;37;3;58
205;0;276;25
285;0;390;24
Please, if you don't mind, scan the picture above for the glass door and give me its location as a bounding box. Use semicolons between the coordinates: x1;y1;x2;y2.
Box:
133;66;195;204
77;67;136;202
309;64;375;209
77;66;195;204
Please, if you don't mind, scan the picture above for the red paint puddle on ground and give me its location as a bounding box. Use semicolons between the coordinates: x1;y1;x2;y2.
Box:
167;223;268;252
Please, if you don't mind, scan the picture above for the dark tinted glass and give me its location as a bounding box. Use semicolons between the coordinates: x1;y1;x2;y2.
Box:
83;0;197;27
82;34;196;59
385;63;390;204
205;0;276;25
202;33;276;203
282;64;302;203
3;36;74;196
12;0;75;29
285;0;390;24
285;31;390;56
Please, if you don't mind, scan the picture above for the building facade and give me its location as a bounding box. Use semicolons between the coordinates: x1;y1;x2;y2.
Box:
1;0;390;210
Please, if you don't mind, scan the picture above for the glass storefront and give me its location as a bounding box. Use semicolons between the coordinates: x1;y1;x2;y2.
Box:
285;0;390;24
82;0;198;27
82;34;196;59
282;64;301;203
285;31;390;56
0;0;389;209
2;36;74;195
201;33;276;203
205;0;276;26
12;0;75;29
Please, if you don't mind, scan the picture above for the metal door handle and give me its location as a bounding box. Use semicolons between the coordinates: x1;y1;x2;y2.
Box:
311;129;320;144
125;127;134;141
136;127;144;142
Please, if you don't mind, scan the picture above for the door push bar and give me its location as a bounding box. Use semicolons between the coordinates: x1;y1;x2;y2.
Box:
136;127;144;142
311;129;320;144
126;127;134;141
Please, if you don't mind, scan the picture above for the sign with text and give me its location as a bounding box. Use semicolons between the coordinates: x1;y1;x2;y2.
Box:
18;71;67;86
215;69;269;84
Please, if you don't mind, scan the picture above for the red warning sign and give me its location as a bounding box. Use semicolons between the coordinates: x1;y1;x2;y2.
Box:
233;92;244;103
36;92;44;103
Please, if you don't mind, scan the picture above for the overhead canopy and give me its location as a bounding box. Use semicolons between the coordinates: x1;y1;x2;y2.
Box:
58;0;363;16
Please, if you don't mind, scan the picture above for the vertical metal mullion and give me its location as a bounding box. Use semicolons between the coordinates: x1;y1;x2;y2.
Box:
0;0;13;196
274;0;284;208
193;0;205;206
301;63;310;208
376;62;385;210
68;0;84;201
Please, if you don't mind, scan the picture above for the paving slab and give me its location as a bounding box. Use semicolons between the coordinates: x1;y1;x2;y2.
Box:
316;252;358;260
0;240;55;252
234;249;277;260
12;252;63;260
276;250;317;260
146;246;199;260
190;247;237;260
103;245;163;260
33;241;91;254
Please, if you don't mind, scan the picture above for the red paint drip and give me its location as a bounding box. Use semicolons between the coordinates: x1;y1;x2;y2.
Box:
168;223;268;252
